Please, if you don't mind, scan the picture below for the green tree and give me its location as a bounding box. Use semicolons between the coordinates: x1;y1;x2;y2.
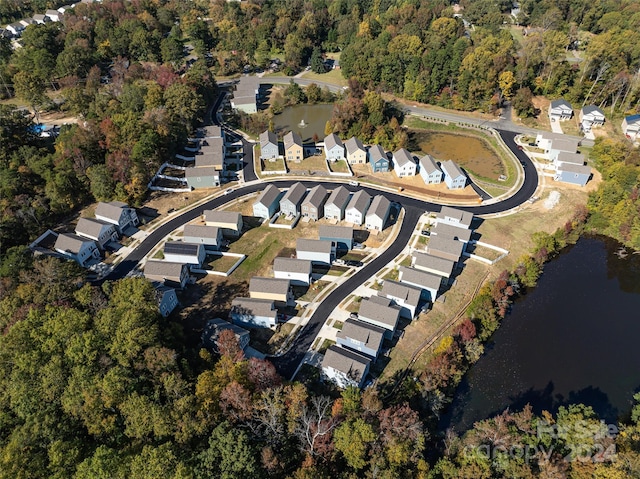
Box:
310;47;325;74
333;418;376;470
197;422;261;479
13;71;48;122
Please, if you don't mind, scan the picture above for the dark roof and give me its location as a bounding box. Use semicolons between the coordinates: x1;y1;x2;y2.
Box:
164;241;203;256
319;225;353;240
337;319;385;350
76;217;114;238
273;257;312;274
367;195;391;220
297;238;333;254
326;186;351;209
284;131;303;150
255;184;282;207
324;133;343;150
249;277;291;295
260;130;278;148
280;182;307;206
399;266;442;290
346;190;371;214
322;345;370;382
302;184;328;209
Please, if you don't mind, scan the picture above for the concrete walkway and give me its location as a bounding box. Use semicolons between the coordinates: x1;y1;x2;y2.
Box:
549;117;564;134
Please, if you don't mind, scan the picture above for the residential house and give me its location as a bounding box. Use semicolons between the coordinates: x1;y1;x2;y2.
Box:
419;154;443;185
319;225;353;251
345;190;371;225
431;223;472;243
548;139;580;162
284;131;303;162
345;137;367;164
549;98;573;121
202;318;250;352
436;206;473;230
357;296;400;339
203;125;222;139
556;163;591;187
183;225;223;250
301;185;328;220
57;5;75;14
380;280;422;319
336;319;385;359
411;251;455;279
441;160;467;189
273;257;312;286
392;148;417;177
231;94;257;114
365;195;391;231
398;266;441;302
368;145;389;173
203;210;243;237
324;186;351;221
32;13;49;24
95;201;139;234
75;217;119;249
425;235;465;262
54;233;100;267
151;282;179;317
185;166;220;188
259;130;280;160
163;242;206;267
535;132;566;151
322;344;371;389
622;114;640;141
197;142;225;169
249;277;295;307
324;133;345;161
279;182;307;217
580;105;605;131
19;18;35;28
253;184;283;219
296;239;335;265
229;298;278;328
45;9;62;21
6;23;25;37
554;152;585;170
144;261;189;289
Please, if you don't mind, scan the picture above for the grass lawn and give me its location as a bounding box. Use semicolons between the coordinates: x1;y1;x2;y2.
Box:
206;254;240;272
300;68;348;87
333;320;344;330
345;295;362;313
328;159;351;173
327;265;350;276
152;250;164;259
318;338;336;354
399;256;412;267
340;251;367;262
298;154;329;172
383;268;399;281
261;158;287;172
417;235;428;245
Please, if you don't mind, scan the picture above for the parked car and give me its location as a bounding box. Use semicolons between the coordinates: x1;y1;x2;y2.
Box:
353;243;365;249
349;312;358;319
421;230;430;236
334;258;346;265
346;260;363;267
349;180;359;187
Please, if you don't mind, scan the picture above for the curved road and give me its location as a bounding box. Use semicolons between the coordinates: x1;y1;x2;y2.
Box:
105;127;537;378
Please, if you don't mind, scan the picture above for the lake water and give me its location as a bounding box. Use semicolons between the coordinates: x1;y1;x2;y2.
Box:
443;236;640;432
273;104;335;142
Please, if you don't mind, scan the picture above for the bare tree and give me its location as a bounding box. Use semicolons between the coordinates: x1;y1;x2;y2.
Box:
295;395;339;456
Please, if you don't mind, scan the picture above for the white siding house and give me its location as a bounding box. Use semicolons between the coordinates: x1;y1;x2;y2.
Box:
392;148;417;177
279;182;307;217
259;130;279;160
549;98;573;121
183;225;223;250
54;233;100;267
398;266;441;302
336;319;385;359
322;345;371;389
419;154;443;184
441;160;467;189
380;280;422;319
273;257;312;286
436;206;473;230
163;242;206;267
411;252;455;279
324;186;351;221
579;105;605;131
345;190;371;225
253;184;283;219
75;217;119;249
622;115;640;141
230;298;277;328
296;239;335;265
204;211;243;237
357;296;400;339
365;195;391;231
324;133;345;161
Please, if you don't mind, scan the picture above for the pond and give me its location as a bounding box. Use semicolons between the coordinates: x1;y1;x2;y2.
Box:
443;236;640;432
412;130;505;180
273;104;335;143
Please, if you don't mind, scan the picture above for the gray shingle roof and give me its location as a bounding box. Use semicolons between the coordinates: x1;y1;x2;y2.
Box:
441;160;465;179
231;298;276;318
399;266;442;290
255;184;282;208
368;144;386;163
76;217;114;239
260;130;278;149
324;133;343;150
367;195;391;220
550;98;572;110
273;257;312;274
393;148;414;167
281;182;307;206
550;138;579;153
196;150;224;168
302;184;328;209
296;238;333;254
558;163;591;175
322;345;370;381
380;280;421;308
556;152;585;165
204;210;242;225
419;154;441;174
337;319;385;350
183;225;220;240
95;201;129;222
346;190;371;214
144;260;187;280
426;235;464;259
204;125;222;138
412;252;455;276
437;206;473;229
54;233;94;254
432;223;472;242
345;136;365;155
249;277;291;296
318;225;353;240
358;297;400;329
326;186;351;209
185;166;219;178
581;105;604;117
284;131;302;150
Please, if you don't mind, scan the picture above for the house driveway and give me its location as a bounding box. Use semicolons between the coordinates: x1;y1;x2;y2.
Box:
549;117;564;134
